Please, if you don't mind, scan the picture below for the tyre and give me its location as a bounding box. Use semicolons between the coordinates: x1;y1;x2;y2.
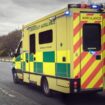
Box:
42;78;52;96
12;70;19;84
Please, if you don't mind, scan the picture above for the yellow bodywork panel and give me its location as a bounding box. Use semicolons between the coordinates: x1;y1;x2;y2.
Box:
26;62;29;72
47;77;70;93
30;74;41;86
102;14;105;90
56;79;70;88
43;63;55;76
17;73;23;79
56;16;67;63
15;62;21;69
23;73;29;83
35;52;43;62
29;62;34;73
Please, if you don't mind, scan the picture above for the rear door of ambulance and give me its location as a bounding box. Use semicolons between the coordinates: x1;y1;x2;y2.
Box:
80;13;103;90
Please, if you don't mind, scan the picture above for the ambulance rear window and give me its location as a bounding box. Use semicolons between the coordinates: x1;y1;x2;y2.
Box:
83;23;101;51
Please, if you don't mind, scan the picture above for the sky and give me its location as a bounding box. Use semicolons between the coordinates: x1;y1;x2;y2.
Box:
0;0;104;36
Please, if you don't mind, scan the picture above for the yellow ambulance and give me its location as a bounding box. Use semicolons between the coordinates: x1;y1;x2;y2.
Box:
12;4;105;96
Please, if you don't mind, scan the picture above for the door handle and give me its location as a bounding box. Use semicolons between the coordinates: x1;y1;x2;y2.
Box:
62;57;66;62
34;57;36;61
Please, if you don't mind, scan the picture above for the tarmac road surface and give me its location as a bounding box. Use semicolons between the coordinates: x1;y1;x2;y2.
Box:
0;62;105;105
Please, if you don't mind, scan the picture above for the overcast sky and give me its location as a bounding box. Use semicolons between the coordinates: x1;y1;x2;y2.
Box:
0;0;104;36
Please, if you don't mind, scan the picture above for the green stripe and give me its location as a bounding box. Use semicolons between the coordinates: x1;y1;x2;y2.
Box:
34;62;43;74
21;62;26;71
26;53;28;60
43;51;55;62
29;54;34;61
67;64;70;77
34;62;37;72
56;63;70;78
15;55;21;61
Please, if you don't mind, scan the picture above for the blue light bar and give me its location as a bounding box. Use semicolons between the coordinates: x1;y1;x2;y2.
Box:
90;4;102;9
91;4;98;9
64;10;71;16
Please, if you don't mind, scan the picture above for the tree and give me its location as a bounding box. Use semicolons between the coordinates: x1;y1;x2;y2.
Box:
0;30;22;57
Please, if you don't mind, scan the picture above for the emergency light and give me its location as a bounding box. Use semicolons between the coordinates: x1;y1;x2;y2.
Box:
64;10;71;16
68;4;103;10
89;50;96;55
90;4;103;10
91;4;98;9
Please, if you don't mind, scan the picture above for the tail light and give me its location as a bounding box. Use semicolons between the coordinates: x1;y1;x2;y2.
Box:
74;81;78;88
70;79;80;93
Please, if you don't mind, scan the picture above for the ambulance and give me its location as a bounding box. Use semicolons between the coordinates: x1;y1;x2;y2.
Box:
12;4;105;96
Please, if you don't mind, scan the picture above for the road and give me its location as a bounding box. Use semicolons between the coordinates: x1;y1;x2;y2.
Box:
0;62;105;105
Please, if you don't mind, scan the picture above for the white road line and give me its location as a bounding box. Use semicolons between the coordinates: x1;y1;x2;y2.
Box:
0;87;15;98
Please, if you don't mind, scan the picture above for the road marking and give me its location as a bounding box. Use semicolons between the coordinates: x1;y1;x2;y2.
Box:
0;87;15;98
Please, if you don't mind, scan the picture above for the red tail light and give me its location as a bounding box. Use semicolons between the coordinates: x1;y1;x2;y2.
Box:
74;81;78;88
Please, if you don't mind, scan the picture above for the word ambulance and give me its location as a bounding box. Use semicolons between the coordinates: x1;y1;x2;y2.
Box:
12;4;105;96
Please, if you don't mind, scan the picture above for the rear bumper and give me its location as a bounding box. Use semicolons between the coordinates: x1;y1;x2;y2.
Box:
80;88;103;93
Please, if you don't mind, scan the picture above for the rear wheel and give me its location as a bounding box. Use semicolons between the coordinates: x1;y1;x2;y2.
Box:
42;78;52;96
